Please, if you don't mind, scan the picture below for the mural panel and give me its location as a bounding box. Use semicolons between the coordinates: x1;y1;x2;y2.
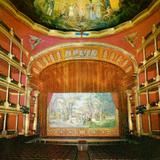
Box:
9;0;152;31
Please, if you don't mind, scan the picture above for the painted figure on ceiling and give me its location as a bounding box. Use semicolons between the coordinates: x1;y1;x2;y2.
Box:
108;0;120;11
96;0;104;18
85;0;96;20
68;4;75;18
34;0;55;16
63;3;79;20
33;0;150;31
47;0;55;16
105;0;110;7
85;0;105;20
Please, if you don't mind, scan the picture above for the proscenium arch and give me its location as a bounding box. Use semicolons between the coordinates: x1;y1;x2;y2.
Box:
28;42;138;75
29;43;137;136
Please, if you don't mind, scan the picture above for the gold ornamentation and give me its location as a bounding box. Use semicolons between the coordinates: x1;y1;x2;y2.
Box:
29;35;41;50
124;32;138;48
28;42;138;75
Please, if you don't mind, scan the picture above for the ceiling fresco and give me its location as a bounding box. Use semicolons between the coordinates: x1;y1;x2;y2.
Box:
9;0;152;31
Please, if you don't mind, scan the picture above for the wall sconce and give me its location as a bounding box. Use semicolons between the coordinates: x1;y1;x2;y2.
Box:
129;96;133;100
129;130;134;135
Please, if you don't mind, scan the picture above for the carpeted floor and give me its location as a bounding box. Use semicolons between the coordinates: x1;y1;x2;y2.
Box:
78;151;89;160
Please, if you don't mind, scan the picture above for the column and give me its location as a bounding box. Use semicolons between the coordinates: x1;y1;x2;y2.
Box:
8;28;13;59
144;68;148;87
16;91;20;110
15;114;19;134
5;42;12;108
146;90;150;110
142;37;148;88
26;88;32;108
142;37;146;64
146;90;152;134
158;85;160;107
156;61;160;81
6;64;11;83
148;113;152;135
127;91;133;132
137;72;140;90
24;114;29;136
20;39;23;66
4;87;9;108
2;113;7;135
33;90;40;132
18;39;23;87
136;114;142;136
7;29;12;81
135;88;142;136
24;87;32;136
18;71;22;87
152;24;158;56
21;114;25;135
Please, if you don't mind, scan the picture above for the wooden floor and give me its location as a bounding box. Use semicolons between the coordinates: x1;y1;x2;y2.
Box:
78;151;89;160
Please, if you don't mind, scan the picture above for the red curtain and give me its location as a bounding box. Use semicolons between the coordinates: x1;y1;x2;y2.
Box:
112;92;119;109
38;92;47;137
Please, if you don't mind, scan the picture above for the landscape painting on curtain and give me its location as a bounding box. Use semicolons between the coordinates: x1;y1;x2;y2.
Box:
47;93;116;128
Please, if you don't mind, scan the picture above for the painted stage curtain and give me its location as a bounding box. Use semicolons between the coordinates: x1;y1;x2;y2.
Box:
39;92;120;137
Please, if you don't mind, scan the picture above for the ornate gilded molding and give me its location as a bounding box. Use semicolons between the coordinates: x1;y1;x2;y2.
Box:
124;32;138;48
28;42;138;75
0;0;159;38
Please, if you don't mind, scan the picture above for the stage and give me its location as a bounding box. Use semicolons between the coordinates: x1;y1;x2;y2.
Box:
27;136;126;144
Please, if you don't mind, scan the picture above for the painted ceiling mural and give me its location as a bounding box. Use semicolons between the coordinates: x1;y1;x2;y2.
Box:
9;0;152;31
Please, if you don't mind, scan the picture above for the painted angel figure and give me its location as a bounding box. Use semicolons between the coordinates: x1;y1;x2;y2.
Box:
95;0;104;19
46;0;55;16
87;2;96;20
68;4;75;18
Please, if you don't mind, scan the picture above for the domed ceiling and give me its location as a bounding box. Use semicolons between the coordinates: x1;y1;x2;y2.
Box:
9;0;152;31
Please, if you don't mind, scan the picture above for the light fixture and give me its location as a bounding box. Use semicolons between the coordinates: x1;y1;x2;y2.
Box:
131;113;134;118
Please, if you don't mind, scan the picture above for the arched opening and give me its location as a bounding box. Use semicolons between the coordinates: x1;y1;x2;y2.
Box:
30;59;134;137
28;43;137;138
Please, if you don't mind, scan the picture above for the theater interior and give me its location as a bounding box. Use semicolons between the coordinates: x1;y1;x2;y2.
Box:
0;0;160;159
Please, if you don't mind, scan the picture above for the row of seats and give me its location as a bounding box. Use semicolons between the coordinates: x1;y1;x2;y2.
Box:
88;142;160;160
0;136;160;160
0;142;78;160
